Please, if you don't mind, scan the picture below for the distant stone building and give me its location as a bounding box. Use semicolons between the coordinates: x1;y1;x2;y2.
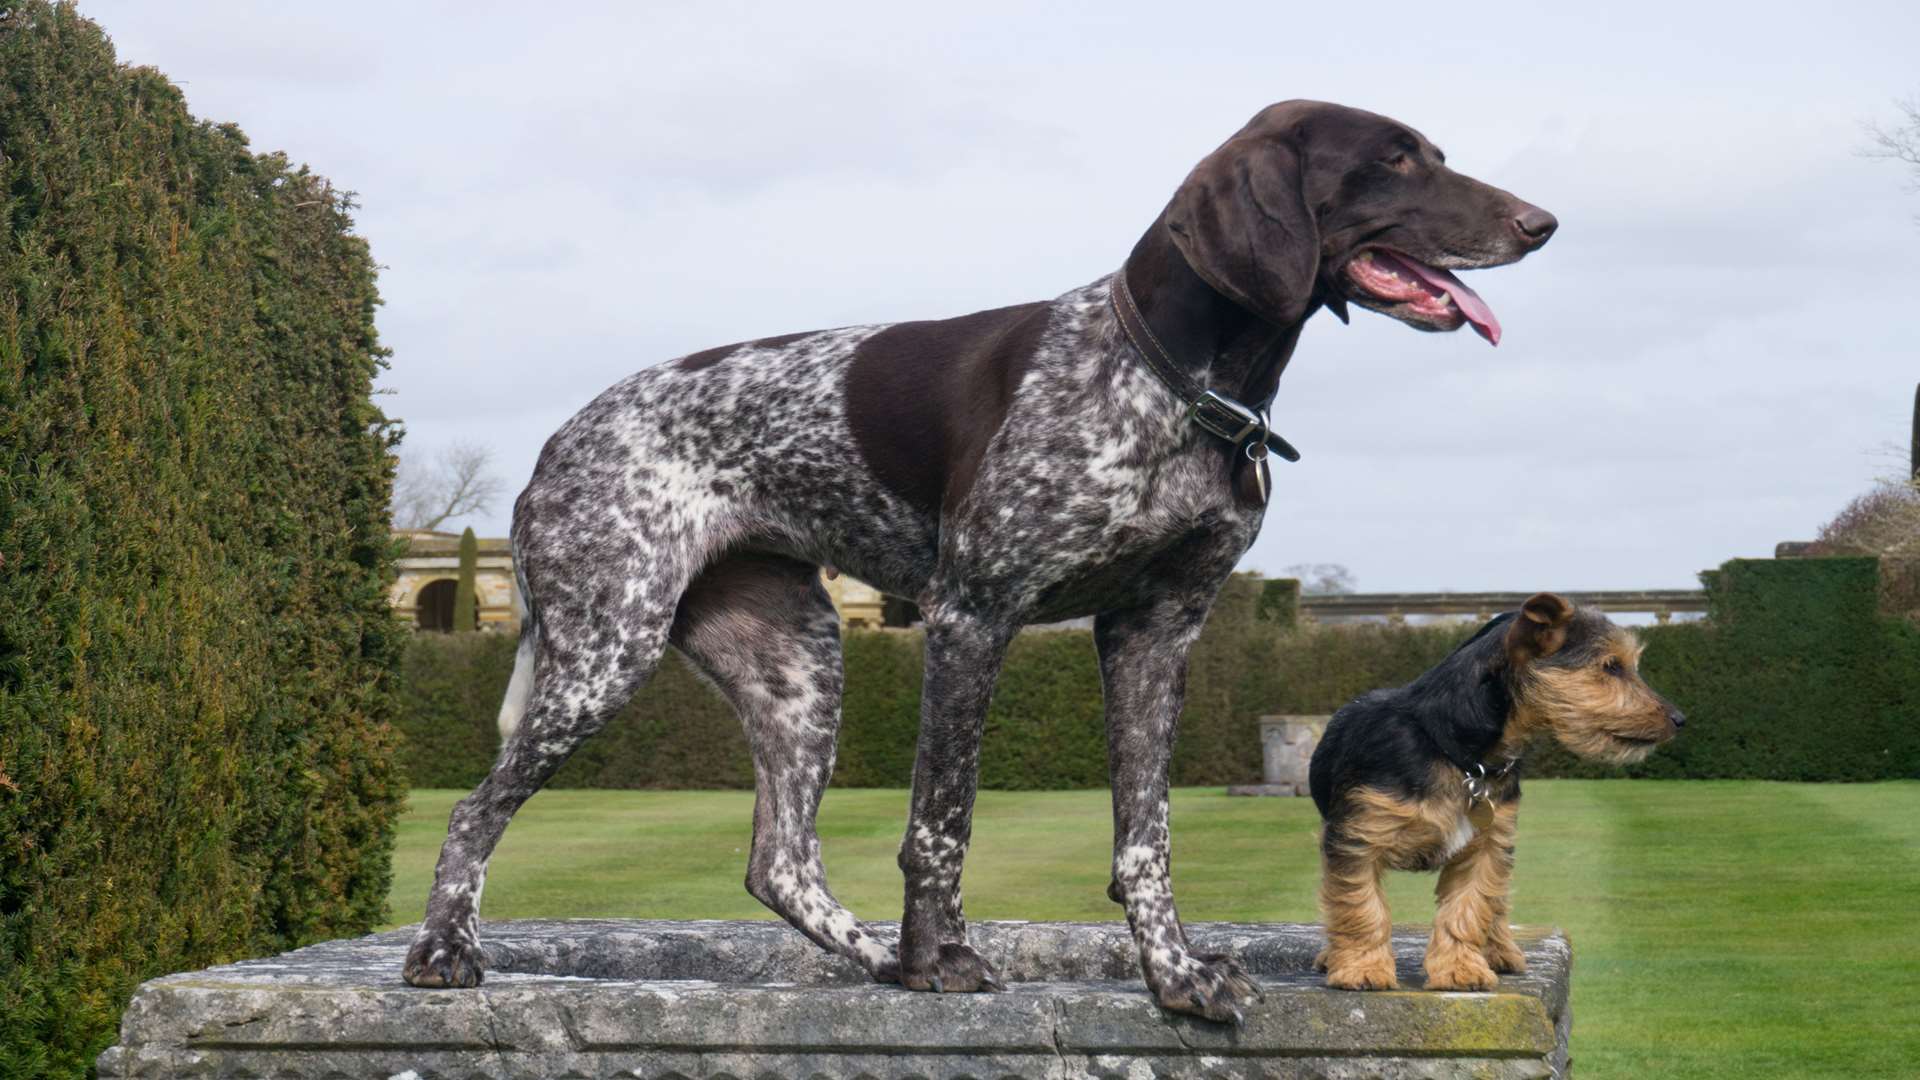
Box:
391;529;520;633
822;572;887;629
389;529;905;633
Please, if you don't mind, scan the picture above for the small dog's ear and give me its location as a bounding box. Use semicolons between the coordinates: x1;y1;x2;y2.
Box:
1506;592;1574;663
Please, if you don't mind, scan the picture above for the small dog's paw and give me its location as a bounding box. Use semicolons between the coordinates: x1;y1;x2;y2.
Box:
1312;945;1330;973
1484;940;1528;974
1424;953;1499;992
1151;953;1263;1024
402;931;484;988
1324;948;1399;991
899;942;1004;993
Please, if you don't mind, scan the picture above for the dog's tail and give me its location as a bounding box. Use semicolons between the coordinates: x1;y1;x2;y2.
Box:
496;550;538;741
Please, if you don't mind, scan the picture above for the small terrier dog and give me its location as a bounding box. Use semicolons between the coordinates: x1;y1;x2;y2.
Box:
1307;593;1683;991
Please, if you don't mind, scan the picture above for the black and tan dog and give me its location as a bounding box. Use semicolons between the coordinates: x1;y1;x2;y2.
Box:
1308;593;1682;991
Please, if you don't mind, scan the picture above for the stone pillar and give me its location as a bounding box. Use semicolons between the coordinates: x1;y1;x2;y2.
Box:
1228;714;1329;796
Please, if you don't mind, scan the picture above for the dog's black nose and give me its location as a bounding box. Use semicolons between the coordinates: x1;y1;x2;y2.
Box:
1514;206;1558;245
1666;706;1686;730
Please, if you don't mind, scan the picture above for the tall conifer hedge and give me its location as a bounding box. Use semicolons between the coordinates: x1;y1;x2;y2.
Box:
0;5;404;1075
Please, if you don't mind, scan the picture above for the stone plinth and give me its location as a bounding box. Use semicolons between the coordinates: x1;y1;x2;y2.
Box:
100;919;1571;1079
1228;714;1329;797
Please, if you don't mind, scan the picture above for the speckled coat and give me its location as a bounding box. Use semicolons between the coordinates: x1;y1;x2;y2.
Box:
403;100;1557;1024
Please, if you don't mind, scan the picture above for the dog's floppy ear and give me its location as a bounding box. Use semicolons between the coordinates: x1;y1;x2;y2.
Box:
1505;592;1574;664
1164;123;1320;327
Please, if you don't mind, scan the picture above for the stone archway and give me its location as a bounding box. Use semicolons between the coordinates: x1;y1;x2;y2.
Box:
415;578;460;632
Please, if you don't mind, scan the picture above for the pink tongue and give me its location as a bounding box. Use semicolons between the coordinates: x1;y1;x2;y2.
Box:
1397;256;1502;346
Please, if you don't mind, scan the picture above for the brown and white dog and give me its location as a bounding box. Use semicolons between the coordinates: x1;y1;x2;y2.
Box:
403;101;1557;1023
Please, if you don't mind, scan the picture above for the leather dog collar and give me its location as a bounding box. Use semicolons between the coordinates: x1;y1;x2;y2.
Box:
1109;270;1300;506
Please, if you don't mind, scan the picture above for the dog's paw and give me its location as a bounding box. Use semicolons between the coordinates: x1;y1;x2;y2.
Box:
899;942;1004;993
1151;952;1263;1024
1484;939;1528;974
402;931;485;988
1312;945;1330;973
1424;952;1499;992
1324;948;1399;991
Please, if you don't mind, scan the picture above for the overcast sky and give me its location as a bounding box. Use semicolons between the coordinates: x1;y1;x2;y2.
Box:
87;1;1919;591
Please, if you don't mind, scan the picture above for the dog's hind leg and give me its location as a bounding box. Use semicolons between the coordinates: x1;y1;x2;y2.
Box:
402;535;693;989
671;552;899;981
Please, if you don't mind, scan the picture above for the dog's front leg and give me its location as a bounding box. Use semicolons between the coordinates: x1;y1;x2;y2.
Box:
1427;800;1524;989
1096;603;1262;1024
1479;801;1528;974
895;609;1014;993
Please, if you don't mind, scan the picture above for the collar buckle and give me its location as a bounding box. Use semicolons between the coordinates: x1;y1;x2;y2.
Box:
1188;390;1266;446
1188;390;1303;463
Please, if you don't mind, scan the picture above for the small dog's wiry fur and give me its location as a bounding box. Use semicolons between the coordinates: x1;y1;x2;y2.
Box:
1308;593;1682;992
401;101;1558;1023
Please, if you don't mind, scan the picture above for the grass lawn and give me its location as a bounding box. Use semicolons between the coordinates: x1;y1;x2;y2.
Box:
390;781;1920;1079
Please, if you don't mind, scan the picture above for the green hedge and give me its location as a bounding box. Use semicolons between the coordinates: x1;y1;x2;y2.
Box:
0;5;402;1076
394;559;1920;793
394;574;1365;791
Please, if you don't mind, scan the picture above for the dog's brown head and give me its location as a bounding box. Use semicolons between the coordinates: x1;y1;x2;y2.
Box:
1164;100;1555;344
1503;593;1684;765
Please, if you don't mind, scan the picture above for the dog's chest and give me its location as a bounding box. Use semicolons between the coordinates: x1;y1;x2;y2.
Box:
1365;787;1484;873
945;343;1258;613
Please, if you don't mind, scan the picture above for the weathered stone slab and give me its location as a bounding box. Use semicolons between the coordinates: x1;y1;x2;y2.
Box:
99;919;1571;1079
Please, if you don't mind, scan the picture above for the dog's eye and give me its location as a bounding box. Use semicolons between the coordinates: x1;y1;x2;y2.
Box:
1382;151;1411;171
1603;657;1625;676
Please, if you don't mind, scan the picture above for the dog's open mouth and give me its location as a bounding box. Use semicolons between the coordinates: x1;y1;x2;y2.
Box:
1344;249;1502;345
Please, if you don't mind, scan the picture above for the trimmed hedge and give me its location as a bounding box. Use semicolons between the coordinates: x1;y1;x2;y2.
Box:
394;574;1371;791
0;5;402;1077
394;559;1920;793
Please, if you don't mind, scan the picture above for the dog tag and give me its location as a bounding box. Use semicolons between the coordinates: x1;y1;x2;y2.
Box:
1235;442;1270;508
1467;799;1495;832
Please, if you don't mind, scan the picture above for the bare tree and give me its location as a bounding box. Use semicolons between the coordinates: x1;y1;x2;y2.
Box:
1866;97;1920;174
1865;97;1920;221
392;441;505;532
1808;399;1920;613
1283;562;1357;596
1813;389;1920;560
1811;480;1920;560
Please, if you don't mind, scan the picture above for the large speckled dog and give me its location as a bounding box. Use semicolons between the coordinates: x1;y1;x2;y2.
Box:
403;100;1558;1023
